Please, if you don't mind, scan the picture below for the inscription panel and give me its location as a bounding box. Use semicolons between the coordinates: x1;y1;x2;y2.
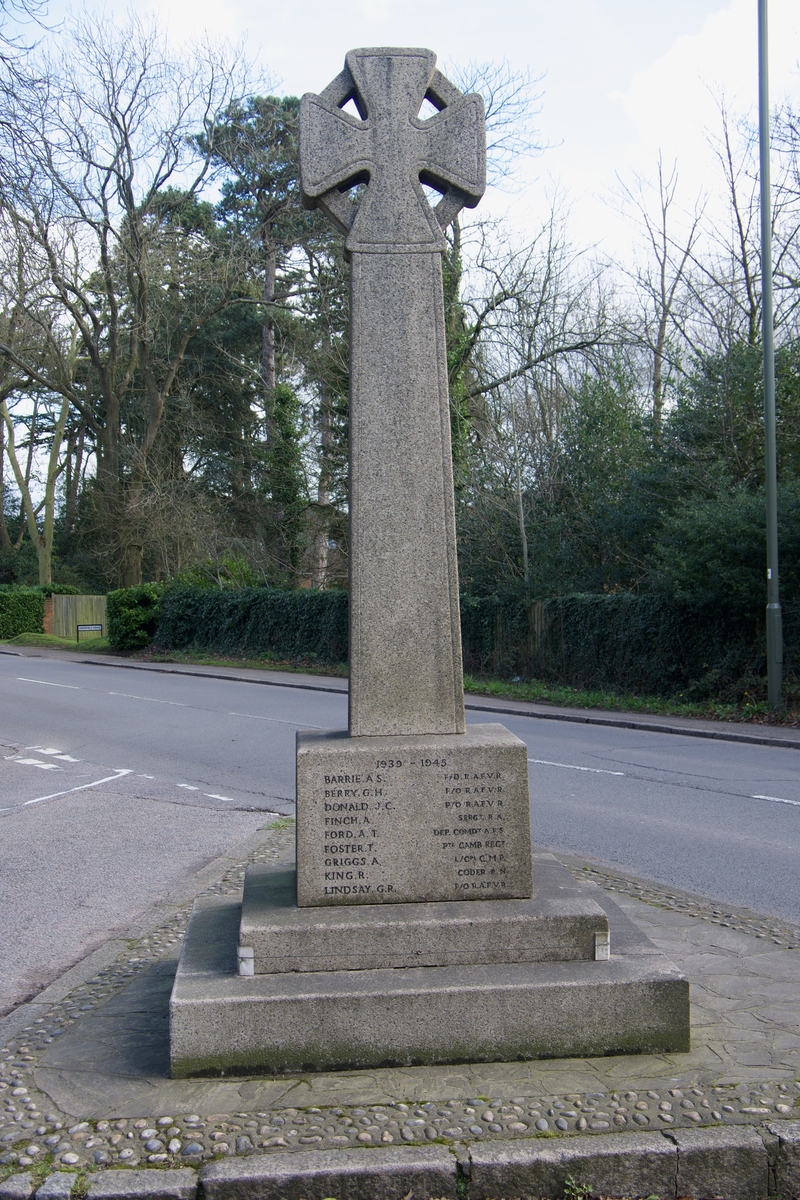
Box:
296;723;532;906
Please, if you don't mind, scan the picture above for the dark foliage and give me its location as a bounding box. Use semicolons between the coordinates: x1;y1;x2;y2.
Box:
153;584;348;663
0;586;44;637
107;583;165;650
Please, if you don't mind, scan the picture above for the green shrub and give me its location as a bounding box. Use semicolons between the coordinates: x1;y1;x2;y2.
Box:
0;587;45;638
107;583;165;650
154;585;348;663
461;592;780;699
39;584;82;596
107;580;797;702
651;481;800;618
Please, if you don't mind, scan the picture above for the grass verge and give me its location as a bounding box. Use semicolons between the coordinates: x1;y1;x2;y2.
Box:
1;631;109;652
463;673;800;725
135;646;349;678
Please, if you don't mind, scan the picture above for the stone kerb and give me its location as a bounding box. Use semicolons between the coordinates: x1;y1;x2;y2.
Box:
6;1125;800;1200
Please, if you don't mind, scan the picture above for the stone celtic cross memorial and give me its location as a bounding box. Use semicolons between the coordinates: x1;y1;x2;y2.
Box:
169;49;690;1077
295;46;533;907
300;46;482;738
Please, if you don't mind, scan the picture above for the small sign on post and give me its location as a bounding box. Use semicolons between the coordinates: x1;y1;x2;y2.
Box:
77;623;103;642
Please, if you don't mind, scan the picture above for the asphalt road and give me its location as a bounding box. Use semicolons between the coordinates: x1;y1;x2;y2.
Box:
2;648;800;1014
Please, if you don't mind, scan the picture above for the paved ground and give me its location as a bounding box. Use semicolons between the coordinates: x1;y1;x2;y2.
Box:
0;820;798;1178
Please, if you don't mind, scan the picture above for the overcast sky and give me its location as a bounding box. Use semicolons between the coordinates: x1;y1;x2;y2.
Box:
38;0;800;256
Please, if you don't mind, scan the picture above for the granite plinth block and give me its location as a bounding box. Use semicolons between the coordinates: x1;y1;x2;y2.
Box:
668;1125;769;1200
767;1120;800;1199
295;723;532;906
85;1171;198;1200
169;858;690;1078
0;1177;35;1200
239;856;608;973
35;1178;77;1200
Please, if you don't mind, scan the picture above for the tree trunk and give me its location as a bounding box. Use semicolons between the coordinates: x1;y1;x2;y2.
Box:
0;415;12;552
262;237;277;442
652;308;667;438
310;384;334;589
37;394;71;586
119;538;144;587
64;423;86;538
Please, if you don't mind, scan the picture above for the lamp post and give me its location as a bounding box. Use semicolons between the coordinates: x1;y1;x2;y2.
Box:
758;0;783;709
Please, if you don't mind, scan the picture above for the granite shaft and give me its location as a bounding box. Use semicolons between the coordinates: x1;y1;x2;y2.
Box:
348;250;465;737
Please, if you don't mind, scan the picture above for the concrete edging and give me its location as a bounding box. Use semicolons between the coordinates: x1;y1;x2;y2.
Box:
5;1123;798;1200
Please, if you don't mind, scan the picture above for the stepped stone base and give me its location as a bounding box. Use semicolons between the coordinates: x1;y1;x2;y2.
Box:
238;857;609;973
169;855;690;1078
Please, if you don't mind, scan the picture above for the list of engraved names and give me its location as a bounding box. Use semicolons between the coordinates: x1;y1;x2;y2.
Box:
320;754;508;898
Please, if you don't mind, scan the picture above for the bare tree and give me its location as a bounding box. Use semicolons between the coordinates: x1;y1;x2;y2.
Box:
448;59;545;186
460;206;614;405
0;12;257;584
769;101;800;333
453;208;622;591
614;156;703;433
0;211;79;581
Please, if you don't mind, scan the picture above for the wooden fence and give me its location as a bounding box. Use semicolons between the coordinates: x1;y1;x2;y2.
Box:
44;594;107;641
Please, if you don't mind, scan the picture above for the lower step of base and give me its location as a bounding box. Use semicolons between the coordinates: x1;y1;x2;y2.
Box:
169;861;689;1078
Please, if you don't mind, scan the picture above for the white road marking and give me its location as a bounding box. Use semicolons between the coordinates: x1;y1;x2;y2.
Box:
5;755;60;770
17;677;79;689
0;769;134;814
177;784;199;791
228;710;324;728
752;793;800;808
26;746;80;761
205;793;235;802
107;691;187;707
528;757;625;776
137;774;155;779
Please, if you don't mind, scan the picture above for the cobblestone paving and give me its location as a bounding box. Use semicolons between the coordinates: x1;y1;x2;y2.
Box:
1;824;799;1182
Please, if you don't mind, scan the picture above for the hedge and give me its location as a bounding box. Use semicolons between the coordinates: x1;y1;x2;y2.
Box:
0;587;45;638
152;585;349;663
107;583;165;650
108;582;797;699
460;593;789;698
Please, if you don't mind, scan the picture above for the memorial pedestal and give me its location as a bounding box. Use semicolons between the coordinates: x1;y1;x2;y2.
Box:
238;859;607;973
169;854;690;1078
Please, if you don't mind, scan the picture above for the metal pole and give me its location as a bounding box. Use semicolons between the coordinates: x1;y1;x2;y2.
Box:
758;0;783;708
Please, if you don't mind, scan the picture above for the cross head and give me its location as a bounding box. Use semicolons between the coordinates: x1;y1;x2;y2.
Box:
299;48;486;254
